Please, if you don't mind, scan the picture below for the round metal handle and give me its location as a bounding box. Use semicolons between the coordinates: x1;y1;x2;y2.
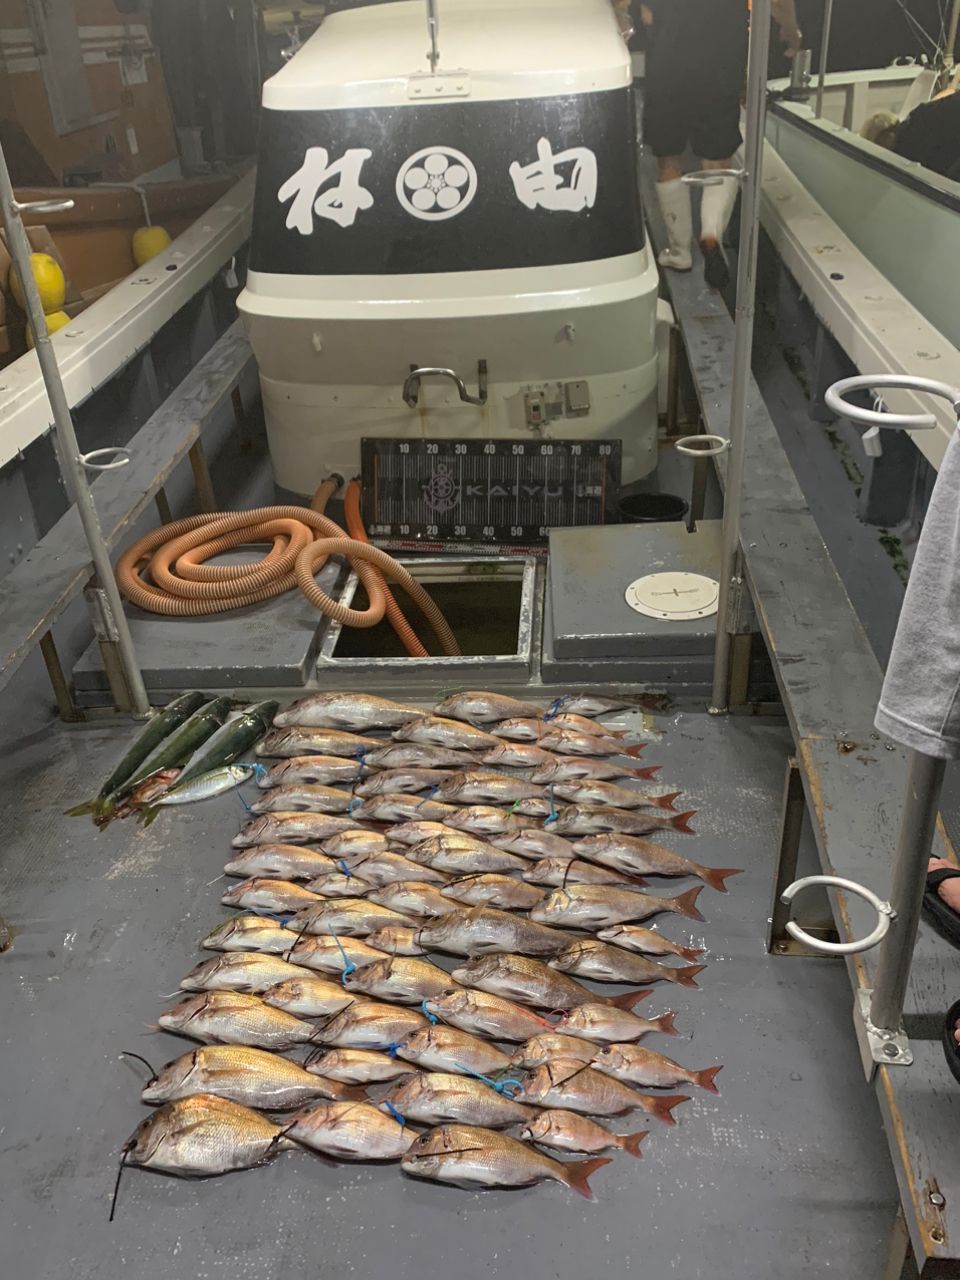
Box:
79;447;131;472
779;874;895;955
14;198;75;215
674;434;731;457
824;375;960;431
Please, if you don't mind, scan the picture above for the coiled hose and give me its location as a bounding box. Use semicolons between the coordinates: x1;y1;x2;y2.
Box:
115;494;461;656
344;478;428;658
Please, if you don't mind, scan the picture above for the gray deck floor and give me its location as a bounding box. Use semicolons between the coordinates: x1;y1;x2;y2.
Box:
1;711;897;1279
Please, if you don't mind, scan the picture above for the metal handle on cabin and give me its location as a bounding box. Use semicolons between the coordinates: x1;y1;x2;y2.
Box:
403;361;488;408
79;447;132;473
825;375;960;430
681;168;746;186
779;874;895;955
674;434;731;457
12;197;75;215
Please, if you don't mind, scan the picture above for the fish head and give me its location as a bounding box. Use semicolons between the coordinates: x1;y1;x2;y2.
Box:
529;889;571;924
232;816;270;848
423;987;464;1019
378;1074;421;1112
125;1106;174;1167
518;1112;552;1143
257;729;294;757
547;943;584;974
554;1007;586;1032
179;957;220;991
220;879;256;907
592;1045;627;1071
157;995;206;1033
200;918;238;949
449;955;494;984
342;959;387;992
262;980;301;1009
141;1050;198;1104
435;773;468;800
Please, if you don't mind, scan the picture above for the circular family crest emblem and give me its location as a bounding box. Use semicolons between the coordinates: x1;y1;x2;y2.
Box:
421;464;461;514
396;146;477;221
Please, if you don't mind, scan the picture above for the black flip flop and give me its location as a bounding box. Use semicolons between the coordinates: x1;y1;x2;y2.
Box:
943;997;960;1086
923;868;960;948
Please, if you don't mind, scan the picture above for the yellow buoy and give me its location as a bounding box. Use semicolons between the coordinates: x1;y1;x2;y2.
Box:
132;225;172;265
26;309;71;348
9;252;66;313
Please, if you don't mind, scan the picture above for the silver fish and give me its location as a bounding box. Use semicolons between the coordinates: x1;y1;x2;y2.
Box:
275;693;426;731
287;935;384;975
180;953;310;995
521;857;647;890
262;974;363;1017
366;925;426;956
122;1094;294;1178
595;924;705;962
436;770;546;805
572;834;740;893
546;712;630;737
451;953;649;1012
444;806;529;837
290;898;415;938
257;727;381;759
305;872;376;898
441;874;544;911
509;1033;600;1068
553;781;681;811
257;755;370;789
141;1045;358;1108
406;834;528;876
493;828;578;860
549;939;706;988
480;743;556;769
251;784;355;814
323;830;391;859
232;812;367;847
552;693;670;716
434;691;545;724
417;906;573;958
424;987;554;1042
531;757;662;783
306;1048;414;1084
224;844;336;881
312;1000;428;1048
362;744;480;770
592;1043;722;1093
385;820;451;846
343;956;462;1004
520;1111;647;1159
354;768;451;797
368;881;458;918
153;765;253;806
353;794;459;825
221;877;323;914
201;916;301;954
380;1072;535;1128
392;716;501;751
401;1124;609;1198
530;884;705;929
338;850;451;887
537;729;645;759
490;717;551;742
284;1100;414;1160
515;1058;688;1122
557;1004;679;1044
395;1025;512;1076
551;804;697;836
157;992;320;1050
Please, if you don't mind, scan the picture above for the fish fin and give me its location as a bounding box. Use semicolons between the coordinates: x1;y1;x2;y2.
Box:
666;810;695;834
629;765;661;780
623;873;649;888
655;791;682;812
620;1130;648;1158
674;886;705;923
679;946;705;962
701;866;742;893
645;1093;689;1125
562;1155;612;1200
672;963;706;988
654;1011;680;1036
610;989;653;1011
623;744;647;759
64;798;99;818
694;1065;722;1094
136;806;161;828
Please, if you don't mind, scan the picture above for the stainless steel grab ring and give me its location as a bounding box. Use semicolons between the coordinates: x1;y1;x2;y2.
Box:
674;434;730;457
79;447;132;472
779;874;895;955
824;375;960;431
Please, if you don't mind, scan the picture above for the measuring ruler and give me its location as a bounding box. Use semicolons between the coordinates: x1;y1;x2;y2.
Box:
361;437;621;546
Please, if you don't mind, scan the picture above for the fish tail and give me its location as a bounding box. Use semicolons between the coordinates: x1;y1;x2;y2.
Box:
672;963;707;988
64;798;98;817
610;989;653;1011
136;806;161;828
701;866;742;893
678;945;705;962
693;1065;722;1094
655;791;682;812
623;743;647;759
651;1011;679;1037
629;765;661;780
562;1155;612;1200
669;810;697;834
620;1130;648;1158
644;1093;689;1125
674;885;705;923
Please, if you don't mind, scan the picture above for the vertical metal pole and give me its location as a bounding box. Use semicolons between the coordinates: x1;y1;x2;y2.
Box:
709;0;772;713
814;0;835;119
425;0;440;72
0;142;151;718
938;0;960;90
869;750;946;1034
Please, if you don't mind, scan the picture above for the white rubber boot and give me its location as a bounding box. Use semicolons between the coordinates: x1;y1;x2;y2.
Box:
655;179;693;272
699;176;738;290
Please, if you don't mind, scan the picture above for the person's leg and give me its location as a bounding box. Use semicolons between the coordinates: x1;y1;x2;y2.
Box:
645;88;693;271
692;95;743;289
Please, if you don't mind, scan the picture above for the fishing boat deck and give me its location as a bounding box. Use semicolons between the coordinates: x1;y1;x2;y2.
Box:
0;708;897;1279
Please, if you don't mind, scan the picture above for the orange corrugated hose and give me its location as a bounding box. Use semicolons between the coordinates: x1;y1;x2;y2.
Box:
115;485;461;656
344;478;429;658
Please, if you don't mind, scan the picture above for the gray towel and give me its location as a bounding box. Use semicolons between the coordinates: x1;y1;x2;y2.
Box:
875;428;960;758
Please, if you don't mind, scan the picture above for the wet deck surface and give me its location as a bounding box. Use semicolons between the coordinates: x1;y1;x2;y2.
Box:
0;711;897;1279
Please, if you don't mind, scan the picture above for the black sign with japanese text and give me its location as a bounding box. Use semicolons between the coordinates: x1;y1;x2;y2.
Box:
250;88;644;275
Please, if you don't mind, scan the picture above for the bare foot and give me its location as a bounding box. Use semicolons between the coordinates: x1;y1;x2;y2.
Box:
929;858;960;914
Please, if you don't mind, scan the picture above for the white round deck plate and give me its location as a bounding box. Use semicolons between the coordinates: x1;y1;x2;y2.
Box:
624;571;719;621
